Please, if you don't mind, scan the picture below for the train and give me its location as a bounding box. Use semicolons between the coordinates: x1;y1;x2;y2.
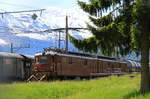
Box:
0;52;33;82
0;50;141;82
31;49;141;80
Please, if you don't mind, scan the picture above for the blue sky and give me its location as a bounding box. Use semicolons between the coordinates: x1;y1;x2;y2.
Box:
0;0;88;11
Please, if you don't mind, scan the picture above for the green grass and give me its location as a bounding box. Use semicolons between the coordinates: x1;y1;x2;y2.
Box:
0;74;150;99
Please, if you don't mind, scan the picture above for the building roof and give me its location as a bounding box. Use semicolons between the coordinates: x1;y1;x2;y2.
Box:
0;52;24;59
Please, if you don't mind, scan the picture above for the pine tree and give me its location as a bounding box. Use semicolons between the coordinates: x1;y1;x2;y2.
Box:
70;0;150;94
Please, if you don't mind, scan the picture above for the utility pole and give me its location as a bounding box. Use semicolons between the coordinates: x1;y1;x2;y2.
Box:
10;43;13;53
58;31;61;49
65;15;68;52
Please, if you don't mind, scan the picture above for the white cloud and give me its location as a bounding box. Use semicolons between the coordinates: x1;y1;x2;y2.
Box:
0;0;41;11
0;0;88;12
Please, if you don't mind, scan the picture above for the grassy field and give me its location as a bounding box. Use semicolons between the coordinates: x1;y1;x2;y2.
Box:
0;74;150;99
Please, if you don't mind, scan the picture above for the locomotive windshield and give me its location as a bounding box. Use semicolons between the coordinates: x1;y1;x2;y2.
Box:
39;56;47;64
36;56;47;64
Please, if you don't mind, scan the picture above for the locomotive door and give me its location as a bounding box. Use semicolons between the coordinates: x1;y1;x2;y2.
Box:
96;61;99;73
49;55;57;75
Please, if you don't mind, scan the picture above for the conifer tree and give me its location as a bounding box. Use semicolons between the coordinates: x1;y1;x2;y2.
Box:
70;0;150;94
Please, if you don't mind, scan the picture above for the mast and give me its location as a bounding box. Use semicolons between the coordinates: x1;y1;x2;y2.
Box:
58;31;61;49
65;15;68;52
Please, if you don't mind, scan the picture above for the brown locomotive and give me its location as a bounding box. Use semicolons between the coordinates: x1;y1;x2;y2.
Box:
29;49;129;81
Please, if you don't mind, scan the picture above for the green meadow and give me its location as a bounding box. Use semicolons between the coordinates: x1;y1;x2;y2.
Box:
0;74;150;99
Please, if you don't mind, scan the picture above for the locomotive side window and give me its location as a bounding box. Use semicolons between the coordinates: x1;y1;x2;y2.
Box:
62;57;67;63
68;58;73;64
57;57;61;63
108;62;111;67
83;59;88;65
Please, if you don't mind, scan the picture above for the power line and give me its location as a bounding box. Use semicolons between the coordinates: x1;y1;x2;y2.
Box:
0;9;45;14
12;27;88;34
44;27;88;32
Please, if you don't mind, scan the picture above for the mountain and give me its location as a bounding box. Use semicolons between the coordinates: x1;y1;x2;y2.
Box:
0;7;140;61
0;7;92;56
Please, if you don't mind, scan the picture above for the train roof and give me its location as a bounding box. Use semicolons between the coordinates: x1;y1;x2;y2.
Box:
61;54;125;63
43;48;117;60
20;54;34;59
36;50;116;59
0;52;24;59
58;53;126;63
35;51;126;63
68;51;116;60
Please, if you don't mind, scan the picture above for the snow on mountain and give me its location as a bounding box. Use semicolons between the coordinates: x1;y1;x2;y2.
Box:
0;39;7;45
0;7;92;55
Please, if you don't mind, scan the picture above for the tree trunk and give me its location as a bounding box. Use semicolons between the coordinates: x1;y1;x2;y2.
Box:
140;0;150;94
140;31;150;94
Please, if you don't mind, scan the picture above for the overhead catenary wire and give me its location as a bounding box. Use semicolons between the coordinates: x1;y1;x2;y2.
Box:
0;1;45;17
12;27;88;34
0;9;46;14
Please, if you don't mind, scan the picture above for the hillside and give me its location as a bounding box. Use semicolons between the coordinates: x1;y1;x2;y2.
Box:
0;74;149;99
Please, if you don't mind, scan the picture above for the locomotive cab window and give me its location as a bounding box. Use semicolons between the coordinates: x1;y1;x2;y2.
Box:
35;57;39;63
108;62;111;66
